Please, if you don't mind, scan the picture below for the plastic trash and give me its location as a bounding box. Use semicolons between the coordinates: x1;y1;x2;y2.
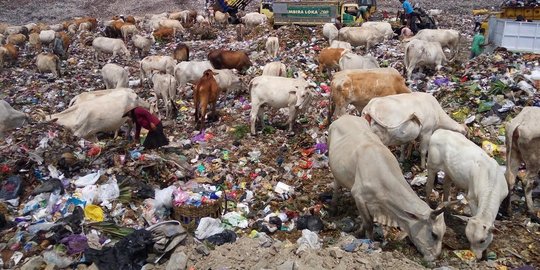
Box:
43;250;73;268
195;217;224;240
410;174;427;186
206;230;237;246
482;141;500;156
84;204;104;222
453;250;476;262
274;182;294;200
97;178;120;204
341;238;374;252
60;234;88;255
222;211;249;229
74;170;102;187
296;215;324;232
296;229;321;254
0;175;23;200
154;186;175;209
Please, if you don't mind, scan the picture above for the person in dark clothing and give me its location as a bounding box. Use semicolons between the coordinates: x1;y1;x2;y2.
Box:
123;107;169;149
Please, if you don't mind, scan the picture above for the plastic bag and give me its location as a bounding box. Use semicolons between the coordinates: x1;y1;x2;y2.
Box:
79;185;98;204
154;186;175;209
195;217;224;240
43;251;73;268
296;229;321;254
84;205;104;222
97;178;120;204
74;170;102;187
222;212;248;229
0;176;22;200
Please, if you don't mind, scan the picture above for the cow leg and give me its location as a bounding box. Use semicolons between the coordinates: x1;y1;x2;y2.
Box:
112;50;117;60
288;106;298;132
419;135;430;169
426;166;437;203
524;166;540;215
442;174;452;202
250;104;260;135
399;144;407;162
504;147;521;216
354;196;374;239
331;181;341;215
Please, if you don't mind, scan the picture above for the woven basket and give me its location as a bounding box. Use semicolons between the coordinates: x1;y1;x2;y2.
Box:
172;199;223;224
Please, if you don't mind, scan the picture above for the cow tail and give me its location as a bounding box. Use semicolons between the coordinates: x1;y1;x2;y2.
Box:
403;44;410;76
327;87;335;126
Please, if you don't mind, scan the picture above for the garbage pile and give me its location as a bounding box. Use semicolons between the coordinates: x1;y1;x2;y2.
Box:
0;2;540;270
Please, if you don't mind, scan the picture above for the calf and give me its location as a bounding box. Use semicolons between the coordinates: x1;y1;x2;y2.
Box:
0;100;28;138
151;73;177;118
214;11;229;27
265;36;279;58
152;27;175;42
323;23;339;45
207;49;252;73
328;115;447;262
504;106;540;216
362;92;467;168
339;52;379;71
262;61;287;77
172;43;189;62
318;47;346;74
328;68;410;123
404;39;446;80
140;55;176;87
101;63;129;89
92;37;130;61
426;129;508;259
194;69;219;130
249;75;313;135
36;52;61;77
409;29;460;60
132;34;154;58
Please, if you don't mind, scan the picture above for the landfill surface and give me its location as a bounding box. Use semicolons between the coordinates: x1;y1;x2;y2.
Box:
1;0;540;269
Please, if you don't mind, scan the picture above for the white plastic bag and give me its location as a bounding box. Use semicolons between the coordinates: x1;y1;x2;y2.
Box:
195;217;224;240
74;170;102;187
154;186;175;209
296;229;321;254
97;178;120;203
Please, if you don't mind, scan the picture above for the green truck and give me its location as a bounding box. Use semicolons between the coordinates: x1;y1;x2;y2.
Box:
271;1;341;26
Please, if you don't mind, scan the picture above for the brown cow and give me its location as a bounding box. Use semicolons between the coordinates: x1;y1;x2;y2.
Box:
194;69;219;131
1;43;19;67
318;47;346;74
153;27;175;42
207;49;251;73
173;43;189;62
7;33;27;46
327;68;411;124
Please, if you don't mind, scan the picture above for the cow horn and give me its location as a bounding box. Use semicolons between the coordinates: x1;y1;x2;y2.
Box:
430;200;460;219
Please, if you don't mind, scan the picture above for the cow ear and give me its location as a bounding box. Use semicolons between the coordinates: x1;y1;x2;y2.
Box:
453;214;471;222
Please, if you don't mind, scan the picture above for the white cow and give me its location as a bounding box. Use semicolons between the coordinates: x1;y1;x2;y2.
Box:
132;34;155;58
323;23;339;44
101;63;129;89
361;92;467;168
361;21;394;40
140;55;176;87
410;29;460;60
504;106;540;216
39;30;56;44
36;53;61;78
328;115;447;262
426;129;508;259
92;37;131;61
338;26;384;51
0;100;27;138
68;88;136;107
249;75;313;134
212;69;243;93
265;36;279;58
241;12;267;28
151;73;177;118
173;60;213;87
262;61;287;77
404;39;446;80
330;40;353;51
48;90;147;140
338;53;379;71
214;11;230;26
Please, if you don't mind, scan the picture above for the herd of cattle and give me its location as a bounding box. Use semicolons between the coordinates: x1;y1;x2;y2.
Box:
0;8;539;263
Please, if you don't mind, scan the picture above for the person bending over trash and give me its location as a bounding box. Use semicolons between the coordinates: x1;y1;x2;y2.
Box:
470;28;488;59
399;0;416;33
123;107;169;149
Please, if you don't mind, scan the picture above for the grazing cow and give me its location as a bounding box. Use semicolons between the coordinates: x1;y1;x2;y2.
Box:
409;29;460;60
339;53;379;71
28;32;41;52
426;129;508;259
39;30;56;44
47;89;148;141
338;26;384;51
207;49;252;73
241;12;267;28
0;100;28;138
249;75;313;134
328;68;409;123
152;73;178;118
101;63;129;89
318;47;347;74
328;115;448;262
140;55;176;87
132;34;155;58
152;27;175;42
68;88;135;107
0;43;18;68
159;19;184;35
92;37;130;60
214;11;229;26
172;43;189;62
265;36;279;58
361;21;394;40
330;40;352;51
121;24;138;42
36;52;61;77
7;33;26;46
504;106;540;216
194;69;219;130
262;61;287;77
404;39;446;80
174;60;213;88
323;23;339;44
362;92;467;168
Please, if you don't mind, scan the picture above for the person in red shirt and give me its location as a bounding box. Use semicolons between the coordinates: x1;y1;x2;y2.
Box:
123;107;168;149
